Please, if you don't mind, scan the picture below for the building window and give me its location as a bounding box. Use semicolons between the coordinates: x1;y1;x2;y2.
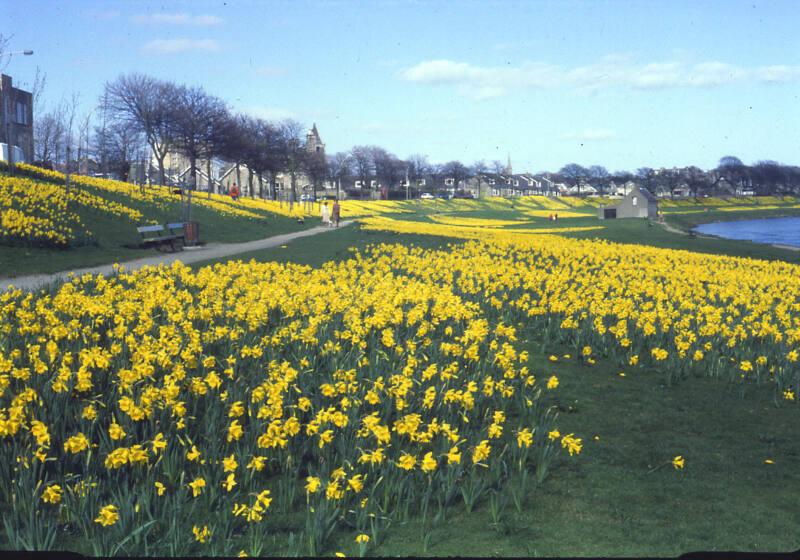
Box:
355;180;363;188
418;179;426;186
15;101;28;125
445;178;454;186
632;196;638;206
370;180;377;188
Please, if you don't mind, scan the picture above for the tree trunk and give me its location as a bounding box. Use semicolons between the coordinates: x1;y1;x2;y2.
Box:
184;154;198;223
248;170;254;198
157;155;166;187
258;173;264;199
206;158;213;199
235;163;241;193
290;171;297;209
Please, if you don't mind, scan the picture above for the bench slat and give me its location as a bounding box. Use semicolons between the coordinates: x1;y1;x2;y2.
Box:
137;225;165;233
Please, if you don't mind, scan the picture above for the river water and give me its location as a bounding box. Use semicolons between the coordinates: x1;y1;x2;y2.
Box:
694;216;800;248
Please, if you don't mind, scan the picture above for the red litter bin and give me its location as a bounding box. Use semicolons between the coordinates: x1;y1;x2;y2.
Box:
184;221;200;246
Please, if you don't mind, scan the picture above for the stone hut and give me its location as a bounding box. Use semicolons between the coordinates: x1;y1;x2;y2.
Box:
598;186;658;219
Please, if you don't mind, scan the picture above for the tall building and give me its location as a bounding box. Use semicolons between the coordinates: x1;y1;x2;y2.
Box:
305;123;325;156
0;74;34;163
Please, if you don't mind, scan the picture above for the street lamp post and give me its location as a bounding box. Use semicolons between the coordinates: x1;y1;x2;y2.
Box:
3;50;34;176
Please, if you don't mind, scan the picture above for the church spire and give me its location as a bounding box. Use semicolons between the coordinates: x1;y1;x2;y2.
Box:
504;153;513;175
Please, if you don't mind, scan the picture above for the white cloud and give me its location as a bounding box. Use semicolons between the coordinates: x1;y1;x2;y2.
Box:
142;39;221;54
133;13;223;26
559;129;617;141
755;65;800;83
399;57;800;98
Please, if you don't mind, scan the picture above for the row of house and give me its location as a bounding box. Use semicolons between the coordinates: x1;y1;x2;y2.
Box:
128;123;752;201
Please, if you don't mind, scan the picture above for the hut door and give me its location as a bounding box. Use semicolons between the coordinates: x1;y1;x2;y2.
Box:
604;208;617;219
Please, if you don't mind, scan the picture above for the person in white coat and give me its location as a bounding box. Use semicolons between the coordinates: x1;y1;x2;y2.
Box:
321;202;331;226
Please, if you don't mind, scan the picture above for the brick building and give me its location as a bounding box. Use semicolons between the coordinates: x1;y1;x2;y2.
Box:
0;74;34;163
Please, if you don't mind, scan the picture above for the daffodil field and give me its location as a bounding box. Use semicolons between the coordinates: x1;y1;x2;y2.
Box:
0;244;581;556
2;164;800;555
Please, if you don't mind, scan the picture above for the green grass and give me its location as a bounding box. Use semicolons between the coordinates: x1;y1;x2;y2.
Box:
190;224;458;270
323;342;799;557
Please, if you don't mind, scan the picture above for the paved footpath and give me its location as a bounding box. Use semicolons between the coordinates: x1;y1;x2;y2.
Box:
1;221;353;293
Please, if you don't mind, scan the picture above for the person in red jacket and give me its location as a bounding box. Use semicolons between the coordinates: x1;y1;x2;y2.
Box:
230;184;240;201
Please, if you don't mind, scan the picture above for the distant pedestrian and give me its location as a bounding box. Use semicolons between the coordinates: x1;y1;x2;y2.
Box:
332;200;341;227
230;184;240;201
321;202;331;226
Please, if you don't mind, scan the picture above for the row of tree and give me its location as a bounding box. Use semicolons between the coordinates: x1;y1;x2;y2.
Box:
27;70;800;199
556;158;800;197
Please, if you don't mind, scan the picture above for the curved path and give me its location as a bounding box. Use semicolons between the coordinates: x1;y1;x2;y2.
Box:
1;221;354;293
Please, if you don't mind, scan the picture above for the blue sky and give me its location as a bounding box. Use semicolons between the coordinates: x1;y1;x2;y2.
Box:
3;0;799;172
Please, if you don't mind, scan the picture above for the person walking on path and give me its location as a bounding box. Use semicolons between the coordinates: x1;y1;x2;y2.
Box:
230;184;240;201
321;202;331;226
332;200;341;228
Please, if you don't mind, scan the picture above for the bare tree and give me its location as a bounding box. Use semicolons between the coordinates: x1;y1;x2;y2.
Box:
76;111;92;174
304;147;328;201
102;121;144;181
328;152;353;198
442;160;470;194
407;153;430;188
350;145;374;198
428;163;445;195
280;119;307;206
217;113;251;194
198;103;232;197
559;163;588;194
62;92;80;193
635;167;656;193
716;155;749;195
611;170;634;195
170;84;228;220
472;160;488;198
34;106;65;166
588;165;610;195
751;160;786;195
371;148;404;191
104;73;179;186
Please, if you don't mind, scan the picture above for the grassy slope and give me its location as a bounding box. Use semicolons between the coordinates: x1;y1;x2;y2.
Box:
0;172;311;277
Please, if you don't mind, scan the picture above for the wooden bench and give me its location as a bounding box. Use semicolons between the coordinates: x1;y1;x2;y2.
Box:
166;222;186;244
136;224;182;252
